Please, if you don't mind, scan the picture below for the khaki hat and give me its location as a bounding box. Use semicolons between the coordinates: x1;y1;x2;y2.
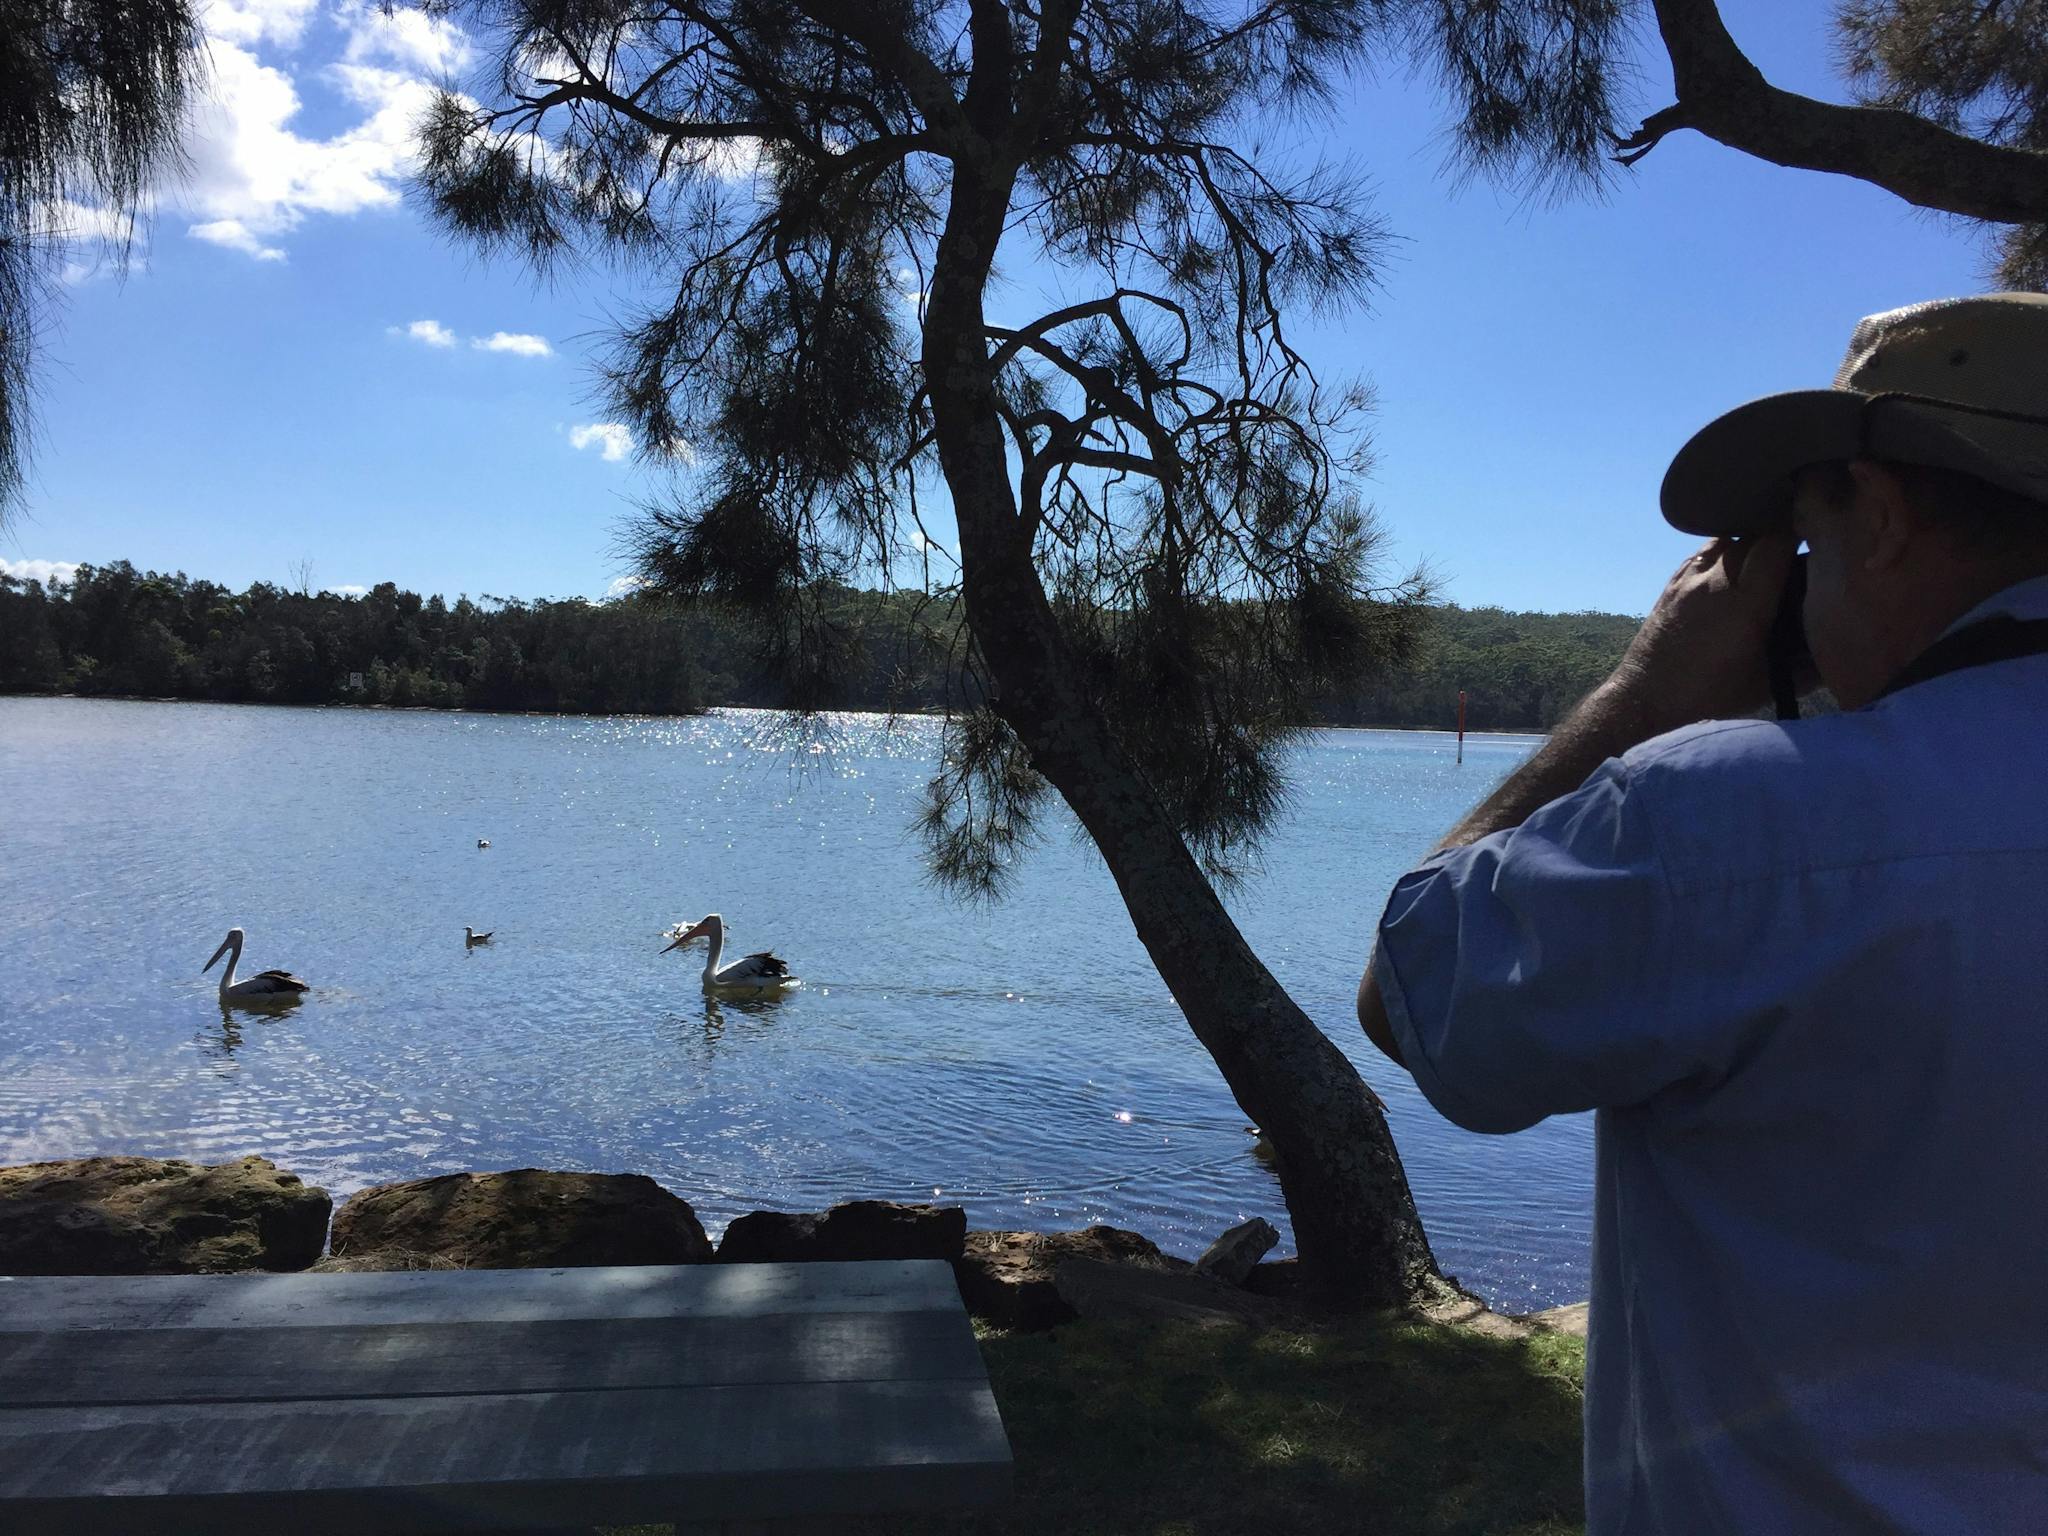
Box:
1661;293;2048;536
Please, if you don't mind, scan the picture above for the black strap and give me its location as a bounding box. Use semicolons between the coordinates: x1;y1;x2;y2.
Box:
1877;615;2048;702
1768;553;1810;722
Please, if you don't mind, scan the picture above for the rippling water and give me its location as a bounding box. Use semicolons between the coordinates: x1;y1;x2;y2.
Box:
0;697;1591;1308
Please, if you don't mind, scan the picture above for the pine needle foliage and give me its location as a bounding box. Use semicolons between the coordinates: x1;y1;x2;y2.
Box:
1403;0;1633;193
1836;0;2048;286
0;0;202;514
422;0;1434;897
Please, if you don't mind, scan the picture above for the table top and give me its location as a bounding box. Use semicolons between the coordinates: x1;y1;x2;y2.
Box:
0;1260;1012;1535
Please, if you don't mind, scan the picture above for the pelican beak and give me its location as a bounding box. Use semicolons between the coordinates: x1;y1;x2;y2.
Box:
661;936;686;954
202;938;231;975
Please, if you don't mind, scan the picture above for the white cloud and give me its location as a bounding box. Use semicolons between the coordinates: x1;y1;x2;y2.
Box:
394;318;458;347
1;558;80;587
605;575;647;598
333;583;368;596
570;423;634;462
190;218;287;261
176;40;443;261
337;0;471;74
202;0;320;49
473;331;552;357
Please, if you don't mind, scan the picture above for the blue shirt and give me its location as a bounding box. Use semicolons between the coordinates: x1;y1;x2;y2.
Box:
1373;574;2048;1534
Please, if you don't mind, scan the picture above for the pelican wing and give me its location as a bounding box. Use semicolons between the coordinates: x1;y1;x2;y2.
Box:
720;950;790;981
250;970;310;992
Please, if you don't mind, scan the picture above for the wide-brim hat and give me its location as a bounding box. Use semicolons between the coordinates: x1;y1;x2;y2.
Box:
1661;293;2048;536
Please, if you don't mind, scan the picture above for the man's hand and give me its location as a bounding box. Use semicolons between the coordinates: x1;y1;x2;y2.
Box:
1419;533;1797;858
1604;533;1799;739
1360;530;1799;1064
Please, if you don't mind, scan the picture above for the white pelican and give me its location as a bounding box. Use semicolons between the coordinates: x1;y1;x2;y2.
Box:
202;928;309;1004
477;838;490;849
662;914;800;994
465;926;494;946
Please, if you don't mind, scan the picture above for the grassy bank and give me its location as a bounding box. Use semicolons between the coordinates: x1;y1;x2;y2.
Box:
621;1310;1586;1535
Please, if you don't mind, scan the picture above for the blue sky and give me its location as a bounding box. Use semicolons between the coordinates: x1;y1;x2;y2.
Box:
2;1;1994;614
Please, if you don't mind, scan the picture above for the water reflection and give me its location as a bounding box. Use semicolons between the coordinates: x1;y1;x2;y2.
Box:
204;1008;245;1060
670;991;799;1058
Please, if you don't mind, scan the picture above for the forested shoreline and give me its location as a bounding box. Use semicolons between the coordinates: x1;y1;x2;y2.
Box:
0;562;1640;732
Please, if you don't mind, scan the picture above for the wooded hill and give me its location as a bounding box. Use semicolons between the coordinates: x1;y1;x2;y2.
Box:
0;561;1639;733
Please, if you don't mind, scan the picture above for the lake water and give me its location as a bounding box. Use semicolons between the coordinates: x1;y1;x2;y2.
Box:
0;697;1592;1309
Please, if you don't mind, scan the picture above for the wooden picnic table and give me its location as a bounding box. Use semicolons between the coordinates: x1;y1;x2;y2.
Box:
0;1258;1012;1535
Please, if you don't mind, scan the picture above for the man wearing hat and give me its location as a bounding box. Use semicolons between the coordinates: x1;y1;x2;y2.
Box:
1358;293;2048;1532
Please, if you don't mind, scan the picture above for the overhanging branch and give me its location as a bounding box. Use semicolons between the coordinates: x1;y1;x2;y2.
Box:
1617;0;2048;225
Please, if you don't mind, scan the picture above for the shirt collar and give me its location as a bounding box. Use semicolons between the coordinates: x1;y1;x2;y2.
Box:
1939;571;2048;639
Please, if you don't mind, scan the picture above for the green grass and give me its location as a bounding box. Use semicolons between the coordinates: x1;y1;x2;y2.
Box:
933;1313;1586;1536
617;1311;1585;1535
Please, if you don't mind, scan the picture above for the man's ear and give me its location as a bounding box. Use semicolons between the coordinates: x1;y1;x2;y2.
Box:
1845;459;1917;574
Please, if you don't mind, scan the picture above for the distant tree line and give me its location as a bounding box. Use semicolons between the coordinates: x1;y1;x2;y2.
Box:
0;562;718;715
0;561;1637;730
1316;605;1643;733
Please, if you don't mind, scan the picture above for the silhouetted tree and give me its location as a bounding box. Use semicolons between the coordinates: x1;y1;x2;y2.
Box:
0;0;202;512
418;0;1443;1300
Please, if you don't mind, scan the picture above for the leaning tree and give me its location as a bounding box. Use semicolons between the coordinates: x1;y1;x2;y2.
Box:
0;0;202;514
420;0;1444;1302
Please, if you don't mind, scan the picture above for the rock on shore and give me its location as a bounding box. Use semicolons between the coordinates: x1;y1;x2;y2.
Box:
327;1169;713;1269
956;1226;1185;1330
1193;1217;1281;1287
0;1155;330;1274
716;1200;967;1264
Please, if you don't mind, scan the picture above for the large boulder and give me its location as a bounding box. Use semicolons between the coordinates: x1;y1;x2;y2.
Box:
1055;1256;1284;1328
955;1226;1185;1331
716;1200;966;1264
328;1170;712;1269
1193;1217;1281;1287
0;1155;330;1274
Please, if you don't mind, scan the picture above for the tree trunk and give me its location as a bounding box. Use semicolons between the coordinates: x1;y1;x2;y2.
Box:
920;169;1440;1306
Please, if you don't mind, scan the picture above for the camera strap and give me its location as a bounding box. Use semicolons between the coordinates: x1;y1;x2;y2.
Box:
1876;616;2048;703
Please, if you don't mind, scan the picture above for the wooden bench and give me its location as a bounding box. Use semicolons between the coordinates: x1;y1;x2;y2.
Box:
0;1259;1011;1534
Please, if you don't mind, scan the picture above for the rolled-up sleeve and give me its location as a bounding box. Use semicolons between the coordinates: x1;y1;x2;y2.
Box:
1373;758;1689;1134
